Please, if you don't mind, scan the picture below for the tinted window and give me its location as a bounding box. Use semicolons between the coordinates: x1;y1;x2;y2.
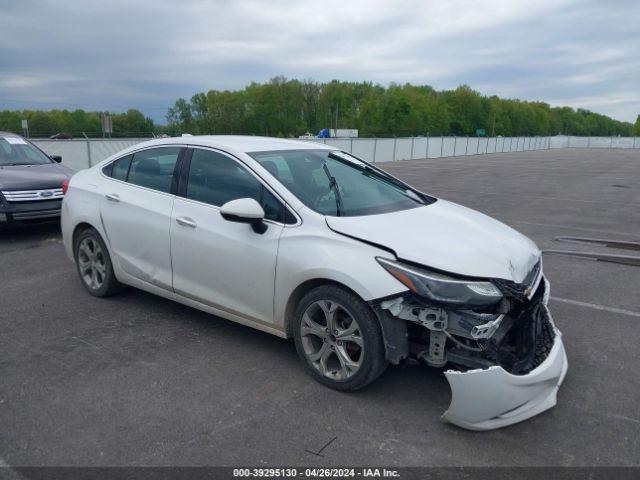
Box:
101;162;113;177
127;147;181;193
250;150;427;217
186;148;292;223
111;155;132;181
0;136;52;166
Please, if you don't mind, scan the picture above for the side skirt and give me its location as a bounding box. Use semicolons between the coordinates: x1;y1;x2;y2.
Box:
119;273;288;339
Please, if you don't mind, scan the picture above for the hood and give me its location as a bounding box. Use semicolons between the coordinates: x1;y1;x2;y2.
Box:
0;163;73;191
325;199;540;283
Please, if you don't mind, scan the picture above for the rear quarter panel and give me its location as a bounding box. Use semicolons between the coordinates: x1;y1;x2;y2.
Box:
61;167;109;262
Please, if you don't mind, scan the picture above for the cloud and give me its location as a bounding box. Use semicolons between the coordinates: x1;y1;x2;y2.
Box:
0;0;638;123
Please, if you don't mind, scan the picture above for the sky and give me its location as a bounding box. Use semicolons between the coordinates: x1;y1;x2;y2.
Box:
0;0;638;124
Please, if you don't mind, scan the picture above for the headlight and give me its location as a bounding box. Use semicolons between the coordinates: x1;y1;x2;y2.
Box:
376;257;503;306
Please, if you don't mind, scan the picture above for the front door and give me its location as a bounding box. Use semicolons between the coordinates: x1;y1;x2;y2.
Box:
170;147;288;325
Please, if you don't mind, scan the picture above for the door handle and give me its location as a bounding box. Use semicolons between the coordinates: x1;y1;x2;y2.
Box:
105;193;120;202
176;216;197;228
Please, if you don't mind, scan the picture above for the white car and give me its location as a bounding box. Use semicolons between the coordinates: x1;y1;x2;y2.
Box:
61;136;568;430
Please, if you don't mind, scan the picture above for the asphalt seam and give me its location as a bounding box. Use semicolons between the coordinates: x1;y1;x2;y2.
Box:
550;296;640;318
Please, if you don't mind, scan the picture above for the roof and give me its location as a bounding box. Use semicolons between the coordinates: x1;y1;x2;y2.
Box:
138;135;333;153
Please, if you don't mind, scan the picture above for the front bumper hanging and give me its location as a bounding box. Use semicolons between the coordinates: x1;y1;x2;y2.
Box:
376;275;568;430
443;306;568;430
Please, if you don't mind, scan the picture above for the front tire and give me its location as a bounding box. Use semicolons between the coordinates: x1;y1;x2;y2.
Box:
74;228;123;297
293;284;388;391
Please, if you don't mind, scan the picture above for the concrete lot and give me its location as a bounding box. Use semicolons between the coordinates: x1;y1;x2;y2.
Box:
1;148;639;467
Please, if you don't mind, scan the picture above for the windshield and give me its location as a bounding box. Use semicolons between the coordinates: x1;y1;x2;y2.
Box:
249;149;431;216
0;136;53;166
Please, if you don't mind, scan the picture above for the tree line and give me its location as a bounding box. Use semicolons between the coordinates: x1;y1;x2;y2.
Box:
1;78;638;138
166;78;637;137
0;109;155;138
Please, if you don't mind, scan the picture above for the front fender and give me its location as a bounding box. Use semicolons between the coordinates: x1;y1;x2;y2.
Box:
274;225;407;331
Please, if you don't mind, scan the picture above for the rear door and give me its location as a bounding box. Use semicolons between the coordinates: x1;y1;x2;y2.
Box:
100;146;184;290
170;147;294;325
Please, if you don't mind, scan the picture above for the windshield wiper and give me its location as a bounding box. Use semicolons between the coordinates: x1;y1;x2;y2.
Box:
327;152;426;204
328;152;408;188
321;162;344;216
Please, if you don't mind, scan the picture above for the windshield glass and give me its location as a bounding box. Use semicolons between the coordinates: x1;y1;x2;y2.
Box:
249;149;429;216
0;136;53;166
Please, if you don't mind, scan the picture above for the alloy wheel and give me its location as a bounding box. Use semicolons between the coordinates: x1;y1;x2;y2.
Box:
300;299;364;380
77;237;107;291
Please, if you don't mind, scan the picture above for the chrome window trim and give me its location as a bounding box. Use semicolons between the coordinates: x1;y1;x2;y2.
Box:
98;144;188;199
97;143;301;227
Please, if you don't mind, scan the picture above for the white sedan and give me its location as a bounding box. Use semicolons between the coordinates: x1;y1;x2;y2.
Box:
61;135;567;430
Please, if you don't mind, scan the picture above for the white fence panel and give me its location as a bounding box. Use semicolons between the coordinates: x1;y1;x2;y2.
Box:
351;139;375;163
394;138;413;161
32;140;89;170
29;135;635;171
441;137;455;157
323;138;351;151
412;137;428;159
613;137;635;148
425;137;440;158
374;139;395;163
34;138;146;169
589;137;611;148
89;140;142;165
569;137;589;148
550;136;569;148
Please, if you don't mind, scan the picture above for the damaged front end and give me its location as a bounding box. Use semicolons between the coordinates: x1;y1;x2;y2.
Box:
373;258;568;431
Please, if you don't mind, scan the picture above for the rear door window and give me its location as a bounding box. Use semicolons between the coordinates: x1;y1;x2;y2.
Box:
126;147;181;193
111;155;132;181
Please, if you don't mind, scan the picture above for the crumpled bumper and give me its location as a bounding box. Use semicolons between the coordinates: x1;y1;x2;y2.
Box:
442;307;568;430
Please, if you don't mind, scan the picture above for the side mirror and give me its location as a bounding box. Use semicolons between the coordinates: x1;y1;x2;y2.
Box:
220;198;267;233
50;155;62;163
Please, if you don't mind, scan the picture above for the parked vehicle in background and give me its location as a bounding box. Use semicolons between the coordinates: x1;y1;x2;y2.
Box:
50;132;73;140
0;132;73;226
317;128;358;138
61;135;567;430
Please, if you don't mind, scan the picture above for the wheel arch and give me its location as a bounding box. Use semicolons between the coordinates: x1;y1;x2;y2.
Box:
72;221;97;252
283;278;366;339
283;278;410;365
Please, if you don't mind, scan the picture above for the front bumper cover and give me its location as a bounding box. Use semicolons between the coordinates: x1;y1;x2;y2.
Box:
0;198;62;222
443;306;568;430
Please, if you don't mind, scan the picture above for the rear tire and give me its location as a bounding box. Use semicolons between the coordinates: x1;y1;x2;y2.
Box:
74;228;123;297
293;284;388;391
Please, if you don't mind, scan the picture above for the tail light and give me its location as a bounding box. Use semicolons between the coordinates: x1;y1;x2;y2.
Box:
62;179;70;195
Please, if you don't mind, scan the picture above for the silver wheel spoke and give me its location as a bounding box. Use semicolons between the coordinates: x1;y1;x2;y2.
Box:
336;322;363;347
301;313;328;339
308;341;329;362
338;332;363;348
78;237;105;290
301;298;364;381
318;300;338;331
78;258;92;273
79;243;92;262
91;268;99;288
94;262;106;278
318;344;333;376
335;344;360;374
